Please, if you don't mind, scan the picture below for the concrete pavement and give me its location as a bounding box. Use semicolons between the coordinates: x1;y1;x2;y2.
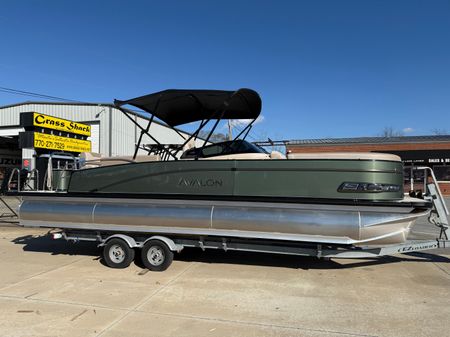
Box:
0;225;449;337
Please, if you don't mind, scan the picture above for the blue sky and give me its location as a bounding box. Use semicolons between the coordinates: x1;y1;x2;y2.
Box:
1;0;449;141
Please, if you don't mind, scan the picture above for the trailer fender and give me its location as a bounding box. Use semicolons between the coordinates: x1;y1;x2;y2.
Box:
143;236;184;252
101;234;138;248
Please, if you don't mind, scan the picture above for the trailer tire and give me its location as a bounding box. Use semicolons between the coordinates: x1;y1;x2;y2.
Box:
103;238;135;269
141;240;173;271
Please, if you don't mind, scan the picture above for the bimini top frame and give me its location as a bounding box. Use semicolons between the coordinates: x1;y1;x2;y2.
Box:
114;88;262;160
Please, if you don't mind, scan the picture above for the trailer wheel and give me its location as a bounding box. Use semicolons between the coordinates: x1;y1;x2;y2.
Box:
103;238;135;269
141;240;174;271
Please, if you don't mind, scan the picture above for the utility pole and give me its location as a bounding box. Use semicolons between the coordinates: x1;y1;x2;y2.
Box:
227;120;232;140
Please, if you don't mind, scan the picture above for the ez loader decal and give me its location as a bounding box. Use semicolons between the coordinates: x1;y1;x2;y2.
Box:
397;242;438;253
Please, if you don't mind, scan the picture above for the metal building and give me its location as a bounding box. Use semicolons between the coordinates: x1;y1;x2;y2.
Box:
0;101;200;171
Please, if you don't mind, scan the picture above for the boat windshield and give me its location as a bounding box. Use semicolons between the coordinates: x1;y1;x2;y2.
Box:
181;140;268;159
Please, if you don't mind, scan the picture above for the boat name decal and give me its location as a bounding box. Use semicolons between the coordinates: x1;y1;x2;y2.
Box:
178;178;223;188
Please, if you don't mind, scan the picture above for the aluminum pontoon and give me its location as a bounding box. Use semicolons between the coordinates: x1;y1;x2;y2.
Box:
16;89;449;271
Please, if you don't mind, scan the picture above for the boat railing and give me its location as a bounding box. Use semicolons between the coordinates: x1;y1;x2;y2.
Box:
7;168;21;192
417;166;449;212
7;168;40;192
414;166;449;239
24;169;39;191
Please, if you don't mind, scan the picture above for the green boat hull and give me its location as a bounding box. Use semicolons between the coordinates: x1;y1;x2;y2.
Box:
68;159;404;201
19;158;433;246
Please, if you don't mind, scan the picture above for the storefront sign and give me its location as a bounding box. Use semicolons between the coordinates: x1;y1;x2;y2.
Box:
0;149;21;168
429;158;450;163
0;156;21;168
19;131;91;153
20;112;91;136
33;132;91;152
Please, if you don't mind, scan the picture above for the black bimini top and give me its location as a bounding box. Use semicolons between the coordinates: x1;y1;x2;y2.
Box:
114;88;261;127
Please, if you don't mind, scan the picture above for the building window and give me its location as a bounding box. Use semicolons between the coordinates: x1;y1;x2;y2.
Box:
403;166;425;183
433;165;450;182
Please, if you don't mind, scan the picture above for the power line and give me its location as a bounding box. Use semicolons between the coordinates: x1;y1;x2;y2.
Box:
0;85;159;122
0;86;269;141
0;86;83;103
0;86;146;115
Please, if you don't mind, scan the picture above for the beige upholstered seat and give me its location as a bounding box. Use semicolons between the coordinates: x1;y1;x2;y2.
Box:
200;153;271;160
269;151;286;159
185;150;286;160
133;155;161;162
80;152;160;168
287;152;401;162
80;152;102;161
182;139;196;152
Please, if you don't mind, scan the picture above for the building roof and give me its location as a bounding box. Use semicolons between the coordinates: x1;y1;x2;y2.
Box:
0;100;113;110
0;100;162;125
0;100;207;141
286;135;450;146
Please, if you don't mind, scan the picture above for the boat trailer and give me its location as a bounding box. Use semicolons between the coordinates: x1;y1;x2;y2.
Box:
45;166;450;271
54;229;450;257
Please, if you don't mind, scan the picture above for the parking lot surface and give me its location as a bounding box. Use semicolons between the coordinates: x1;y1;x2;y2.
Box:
0;223;449;337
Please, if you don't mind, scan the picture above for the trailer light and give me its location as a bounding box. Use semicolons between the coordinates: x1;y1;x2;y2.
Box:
338;182;400;193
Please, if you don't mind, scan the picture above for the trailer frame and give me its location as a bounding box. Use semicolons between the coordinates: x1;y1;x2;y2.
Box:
49;229;450;271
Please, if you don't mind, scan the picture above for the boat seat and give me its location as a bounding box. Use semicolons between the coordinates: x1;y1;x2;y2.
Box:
80;152;160;168
200;153;271;160
182;139;196;152
133;155;161;162
287;152;401;162
184;151;286;160
80;152;102;162
270;150;286;159
79;152;104;168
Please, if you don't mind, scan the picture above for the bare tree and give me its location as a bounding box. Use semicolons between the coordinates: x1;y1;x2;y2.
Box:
431;128;449;135
379;127;404;137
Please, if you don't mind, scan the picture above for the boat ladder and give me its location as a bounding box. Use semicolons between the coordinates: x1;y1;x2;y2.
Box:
415;166;449;239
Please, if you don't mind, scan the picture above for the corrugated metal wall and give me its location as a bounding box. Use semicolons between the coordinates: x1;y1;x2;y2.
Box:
0;102;191;156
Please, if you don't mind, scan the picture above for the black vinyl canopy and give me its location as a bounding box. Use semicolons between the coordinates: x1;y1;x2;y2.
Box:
114;88;261;127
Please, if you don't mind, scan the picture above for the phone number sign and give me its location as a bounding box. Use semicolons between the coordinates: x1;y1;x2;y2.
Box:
33;132;91;152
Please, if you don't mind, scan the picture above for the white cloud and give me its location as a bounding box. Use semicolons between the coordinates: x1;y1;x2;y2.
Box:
403;127;414;133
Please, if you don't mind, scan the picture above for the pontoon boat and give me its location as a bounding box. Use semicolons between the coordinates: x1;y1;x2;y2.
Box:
17;89;449;270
